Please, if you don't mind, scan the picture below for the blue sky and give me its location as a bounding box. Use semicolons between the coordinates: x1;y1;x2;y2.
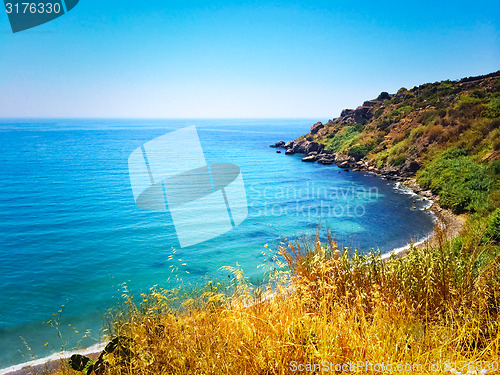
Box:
0;0;499;119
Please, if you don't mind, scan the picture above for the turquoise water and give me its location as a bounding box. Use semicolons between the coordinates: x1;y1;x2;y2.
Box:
0;119;434;369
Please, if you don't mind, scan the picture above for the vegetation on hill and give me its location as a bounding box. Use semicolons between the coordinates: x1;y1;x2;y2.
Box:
294;71;500;223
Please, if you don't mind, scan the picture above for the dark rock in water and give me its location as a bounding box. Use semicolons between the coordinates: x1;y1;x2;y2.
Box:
269;141;285;148
310;142;323;154
292;140;321;155
302;155;317;162
276;150;281;154
317;158;334;165
285;149;295;155
310;122;325;135
379;167;398;176
317;154;335;165
344;169;350;172
292;140;307;154
338;161;350;169
307;151;318;156
285;141;294;149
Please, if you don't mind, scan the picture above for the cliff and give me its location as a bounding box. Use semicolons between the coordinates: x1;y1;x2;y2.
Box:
274;71;500;175
272;71;500;216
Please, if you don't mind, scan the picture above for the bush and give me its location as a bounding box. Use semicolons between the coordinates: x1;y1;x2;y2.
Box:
441;147;468;159
486;208;500;242
483;96;500;118
325;126;360;153
417;152;495;214
420;110;438;125
391;154;407;166
492;160;500;175
348;144;370;160
456;95;485;119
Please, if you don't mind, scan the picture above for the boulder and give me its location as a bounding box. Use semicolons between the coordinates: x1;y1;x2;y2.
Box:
285;149;295;155
317;128;328;137
284;141;294;149
317;156;335;165
340;106;373;125
292;140;321;155
399;160;421;177
335;154;356;168
310;122;325;135
307;142;321;154
379;167;398;176
341;109;355;118
292;140;308;154
269;141;285;148
302;155;317;162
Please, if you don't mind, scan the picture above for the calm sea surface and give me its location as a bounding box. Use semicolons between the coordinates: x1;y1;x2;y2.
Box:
0;119;434;369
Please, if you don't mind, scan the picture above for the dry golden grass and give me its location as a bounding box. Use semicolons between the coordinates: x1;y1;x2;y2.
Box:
61;225;499;375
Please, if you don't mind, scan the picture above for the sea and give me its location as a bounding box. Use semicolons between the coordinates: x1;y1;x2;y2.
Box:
0;119;434;371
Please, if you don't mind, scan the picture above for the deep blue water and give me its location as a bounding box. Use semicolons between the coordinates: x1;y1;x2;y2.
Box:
0;119;434;370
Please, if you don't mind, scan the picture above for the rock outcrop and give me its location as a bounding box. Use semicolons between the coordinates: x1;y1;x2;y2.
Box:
269;141;285;148
310;122;324;135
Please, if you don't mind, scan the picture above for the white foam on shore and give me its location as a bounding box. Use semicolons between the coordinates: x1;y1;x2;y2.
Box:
381;182;438;260
381;235;429;260
393;181;419;197
0;343;106;375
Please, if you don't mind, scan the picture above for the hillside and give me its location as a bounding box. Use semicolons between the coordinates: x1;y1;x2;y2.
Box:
274;71;500;218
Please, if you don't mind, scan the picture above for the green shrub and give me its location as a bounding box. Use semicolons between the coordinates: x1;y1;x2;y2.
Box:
486;208;500;242
483;96;500;118
420;110;438;125
391;154;407;166
348;144;370;160
325;126;360;153
417;152;495;214
492;160;500;175
441;147;468;159
456;95;485;119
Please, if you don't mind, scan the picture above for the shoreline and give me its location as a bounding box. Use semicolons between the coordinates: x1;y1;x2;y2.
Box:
380;177;464;259
271;139;465;257
0;344;105;375
1;158;464;375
